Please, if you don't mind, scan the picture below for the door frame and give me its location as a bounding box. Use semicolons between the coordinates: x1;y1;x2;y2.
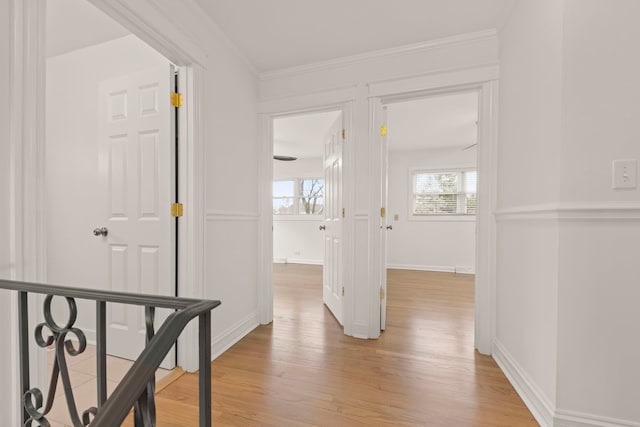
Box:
368;67;499;353
9;5;207;414
258;95;354;331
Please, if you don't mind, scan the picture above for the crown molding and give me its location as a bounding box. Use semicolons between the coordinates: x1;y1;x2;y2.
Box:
259;29;498;81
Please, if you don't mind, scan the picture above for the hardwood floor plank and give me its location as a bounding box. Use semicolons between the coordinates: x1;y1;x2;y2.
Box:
147;264;537;426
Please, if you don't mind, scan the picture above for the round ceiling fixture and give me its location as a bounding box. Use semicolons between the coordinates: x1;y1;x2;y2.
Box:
273;155;297;161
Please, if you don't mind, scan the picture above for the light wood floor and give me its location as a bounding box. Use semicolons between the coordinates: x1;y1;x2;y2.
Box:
145;264;538;426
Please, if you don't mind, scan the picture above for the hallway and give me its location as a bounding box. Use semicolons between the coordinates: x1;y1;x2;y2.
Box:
149;264;537;426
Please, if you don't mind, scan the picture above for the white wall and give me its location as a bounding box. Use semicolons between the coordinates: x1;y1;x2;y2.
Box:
497;1;640;426
45;35;171;338
495;1;563;423
556;0;640;423
387;147;476;273
0;0;15;421
273;157;324;264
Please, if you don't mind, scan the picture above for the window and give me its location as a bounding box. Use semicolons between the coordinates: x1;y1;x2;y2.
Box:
273;178;324;215
412;170;477;216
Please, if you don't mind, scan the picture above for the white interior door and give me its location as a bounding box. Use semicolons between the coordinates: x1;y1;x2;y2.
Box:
99;66;176;368
380;105;389;330
322;112;344;324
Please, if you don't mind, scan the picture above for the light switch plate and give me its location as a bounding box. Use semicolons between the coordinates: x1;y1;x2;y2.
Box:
612;159;637;189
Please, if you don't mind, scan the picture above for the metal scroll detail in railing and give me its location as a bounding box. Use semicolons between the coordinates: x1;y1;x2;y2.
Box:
0;279;221;427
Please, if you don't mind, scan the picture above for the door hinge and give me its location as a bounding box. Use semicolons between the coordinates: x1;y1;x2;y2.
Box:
342;208;345;218
380;207;386;218
380;287;385;300
171;92;183;108
342;287;345;297
380;125;387;137
171;202;184;217
341;129;346;140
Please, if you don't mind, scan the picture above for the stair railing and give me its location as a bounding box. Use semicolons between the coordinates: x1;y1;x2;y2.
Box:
0;278;220;427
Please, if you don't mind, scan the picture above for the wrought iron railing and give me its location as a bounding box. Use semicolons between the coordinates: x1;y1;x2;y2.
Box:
0;279;220;427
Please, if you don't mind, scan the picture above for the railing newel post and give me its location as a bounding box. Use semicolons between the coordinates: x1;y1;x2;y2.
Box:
199;311;212;427
96;300;107;409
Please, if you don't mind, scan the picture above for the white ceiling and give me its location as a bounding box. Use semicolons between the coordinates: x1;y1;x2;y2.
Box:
386;91;478;151
274;92;477;159
274;111;342;160
194;0;516;72
46;0;130;58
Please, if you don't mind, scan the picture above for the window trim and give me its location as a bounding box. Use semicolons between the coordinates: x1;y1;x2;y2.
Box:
407;167;477;221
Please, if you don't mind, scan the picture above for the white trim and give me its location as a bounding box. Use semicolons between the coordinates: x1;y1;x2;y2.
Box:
9;1;48;422
260;29;498;81
495;202;640;222
554;410;640;427
88;0;207;67
386;264;476;274
258;115;274;325
368;64;499;99
493;341;555;427
211;312;260;361
275;258;323;266
259;85;358;113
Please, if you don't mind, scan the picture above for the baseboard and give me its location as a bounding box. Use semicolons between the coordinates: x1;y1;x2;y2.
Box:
493;340;555;427
554;410;640;427
211;312;260;360
273;258;323;265
386;263;475;274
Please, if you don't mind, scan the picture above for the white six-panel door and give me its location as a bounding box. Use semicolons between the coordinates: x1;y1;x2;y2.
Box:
99;66;175;368
322;113;344;324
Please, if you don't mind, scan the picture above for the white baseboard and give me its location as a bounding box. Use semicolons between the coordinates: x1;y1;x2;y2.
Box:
211;312;260;361
493;340;555;427
273;257;323;265
554;410;640;427
386;263;475;274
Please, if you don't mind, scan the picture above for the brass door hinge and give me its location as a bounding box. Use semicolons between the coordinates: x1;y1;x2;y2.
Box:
380;287;385;300
380;207;386;218
342;287;345;297
341;129;346;140
171;92;183;108
380;125;387;137
342;208;345;218
171;202;184;217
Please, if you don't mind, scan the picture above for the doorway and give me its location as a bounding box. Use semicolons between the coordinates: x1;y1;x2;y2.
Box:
45;0;178;368
378;89;480;332
271;108;344;325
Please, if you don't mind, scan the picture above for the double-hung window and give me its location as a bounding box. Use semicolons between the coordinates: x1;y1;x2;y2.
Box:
411;169;477;216
273;178;324;215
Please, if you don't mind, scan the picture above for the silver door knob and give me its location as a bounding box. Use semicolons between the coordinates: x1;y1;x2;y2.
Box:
319;225;326;231
386;225;393;230
93;227;108;237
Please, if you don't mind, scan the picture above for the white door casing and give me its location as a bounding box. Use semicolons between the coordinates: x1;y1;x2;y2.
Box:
322;112;344;324
379;105;389;331
99;66;175;368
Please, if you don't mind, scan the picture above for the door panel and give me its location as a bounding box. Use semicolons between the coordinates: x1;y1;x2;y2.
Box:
99;66;175;368
322;112;344;324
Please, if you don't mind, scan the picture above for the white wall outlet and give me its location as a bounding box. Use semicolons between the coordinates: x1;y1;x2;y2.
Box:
612;159;637;189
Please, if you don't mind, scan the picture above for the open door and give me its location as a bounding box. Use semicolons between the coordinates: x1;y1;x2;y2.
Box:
98;65;176;368
322;112;344;324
